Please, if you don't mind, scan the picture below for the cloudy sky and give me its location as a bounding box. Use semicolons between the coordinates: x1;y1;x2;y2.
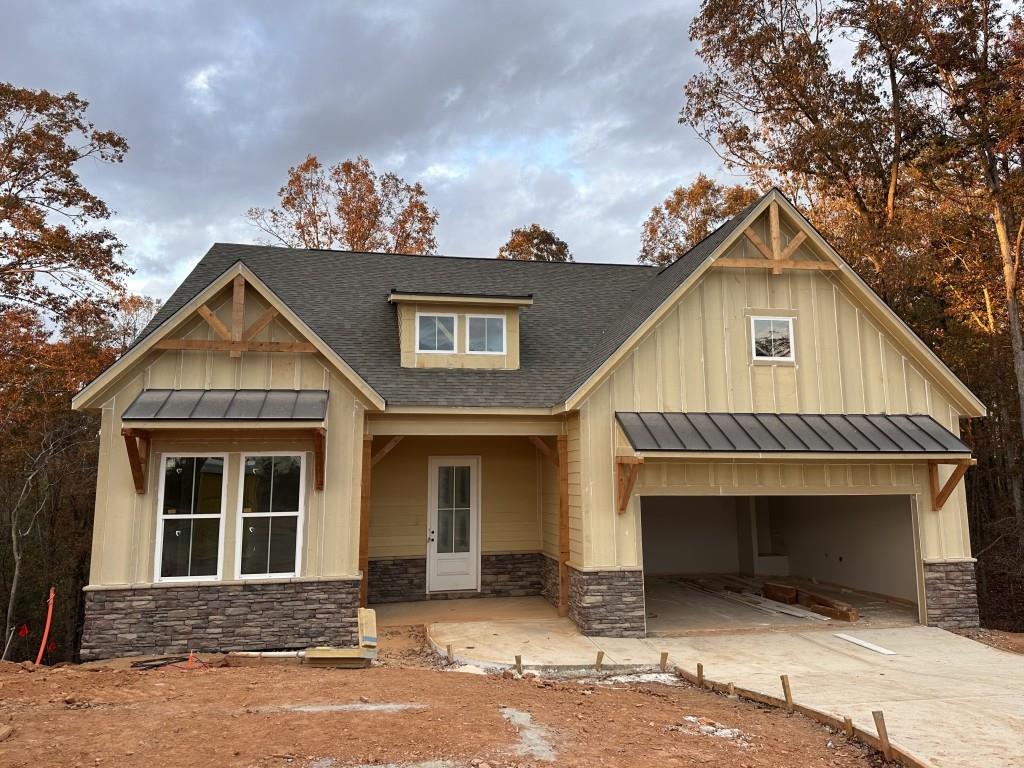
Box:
5;0;729;300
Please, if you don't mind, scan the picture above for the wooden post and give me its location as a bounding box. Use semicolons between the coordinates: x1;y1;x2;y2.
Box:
697;663;704;688
780;674;793;713
769;200;783;274
727;682;735;697
446;644;453;662
843;716;854;737
872;711;892;761
358;435;373;608
557;434;570;617
515;655;523;675
595;650;604;672
230;274;245;358
659;651;668;673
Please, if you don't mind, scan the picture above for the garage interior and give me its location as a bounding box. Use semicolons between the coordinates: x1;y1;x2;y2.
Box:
640;494;921;635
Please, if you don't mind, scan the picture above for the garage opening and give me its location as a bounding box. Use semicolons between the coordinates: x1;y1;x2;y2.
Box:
640;494;920;635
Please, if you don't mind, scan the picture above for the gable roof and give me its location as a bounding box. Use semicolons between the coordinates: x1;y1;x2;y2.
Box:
78;188;985;416
115;245;656;408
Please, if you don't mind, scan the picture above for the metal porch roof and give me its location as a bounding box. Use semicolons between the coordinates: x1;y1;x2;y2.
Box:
122;389;329;421
615;412;970;455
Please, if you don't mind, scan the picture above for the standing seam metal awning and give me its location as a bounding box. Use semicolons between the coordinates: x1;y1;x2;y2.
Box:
122;389;329;421
615;412;970;455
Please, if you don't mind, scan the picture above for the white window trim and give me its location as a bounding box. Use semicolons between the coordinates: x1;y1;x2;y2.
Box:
750;315;796;362
234;452;306;580
153;453;228;583
415;312;458;354
465;313;507;355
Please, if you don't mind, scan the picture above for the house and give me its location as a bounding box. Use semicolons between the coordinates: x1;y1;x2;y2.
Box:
72;190;984;661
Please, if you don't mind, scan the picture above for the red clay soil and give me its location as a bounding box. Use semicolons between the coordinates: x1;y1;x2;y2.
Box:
954;627;1024;655
0;658;882;768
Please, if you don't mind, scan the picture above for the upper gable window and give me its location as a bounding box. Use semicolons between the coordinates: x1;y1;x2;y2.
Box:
751;316;795;361
467;315;505;354
417;313;457;353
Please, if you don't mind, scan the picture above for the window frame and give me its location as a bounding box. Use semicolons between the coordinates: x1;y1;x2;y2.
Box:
465;313;507;356
415;312;458;354
153;453;229;583
234;451;306;580
750;315;796;363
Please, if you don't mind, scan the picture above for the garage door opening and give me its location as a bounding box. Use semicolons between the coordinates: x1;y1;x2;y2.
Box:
640;494;920;635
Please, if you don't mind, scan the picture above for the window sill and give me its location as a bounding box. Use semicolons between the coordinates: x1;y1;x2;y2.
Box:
750;359;797;368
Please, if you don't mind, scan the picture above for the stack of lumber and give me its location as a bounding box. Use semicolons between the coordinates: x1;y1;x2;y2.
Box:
760;580;859;622
675;575;859;622
305;607;379;669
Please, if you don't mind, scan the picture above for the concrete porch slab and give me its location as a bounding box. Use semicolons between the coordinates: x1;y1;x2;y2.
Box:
372;596;557;627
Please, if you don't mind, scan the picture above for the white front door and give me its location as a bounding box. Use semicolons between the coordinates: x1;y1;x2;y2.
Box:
426;456;480;592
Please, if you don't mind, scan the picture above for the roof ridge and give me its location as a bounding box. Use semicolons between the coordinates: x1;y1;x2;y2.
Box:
212;242;657;270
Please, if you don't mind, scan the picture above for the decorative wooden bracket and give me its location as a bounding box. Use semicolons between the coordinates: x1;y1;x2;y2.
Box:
155;275;309;355
717;200;837;274
615;455;644;513
312;428;326;490
928;458;975;511
371;436;404;468
121;428;150;494
528;436;559;469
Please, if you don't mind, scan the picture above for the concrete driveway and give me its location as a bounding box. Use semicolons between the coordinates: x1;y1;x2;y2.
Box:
429;616;1024;768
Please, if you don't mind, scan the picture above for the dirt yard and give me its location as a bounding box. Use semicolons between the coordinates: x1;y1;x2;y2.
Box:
954;627;1024;655
0;628;885;768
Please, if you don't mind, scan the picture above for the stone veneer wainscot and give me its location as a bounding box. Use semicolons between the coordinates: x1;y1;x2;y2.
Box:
79;578;360;661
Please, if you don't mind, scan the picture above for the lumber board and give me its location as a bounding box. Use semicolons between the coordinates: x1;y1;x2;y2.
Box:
763;582;798;604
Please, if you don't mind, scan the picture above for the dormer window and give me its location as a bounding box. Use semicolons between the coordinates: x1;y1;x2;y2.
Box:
751;316;794;361
417;313;457;353
467;315;505;354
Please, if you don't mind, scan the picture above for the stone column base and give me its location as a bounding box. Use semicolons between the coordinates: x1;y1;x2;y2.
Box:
80;578;360;662
567;566;646;637
539;554;560;607
924;560;980;629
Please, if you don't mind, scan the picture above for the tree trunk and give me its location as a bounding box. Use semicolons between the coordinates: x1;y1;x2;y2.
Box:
992;200;1024;528
2;517;22;661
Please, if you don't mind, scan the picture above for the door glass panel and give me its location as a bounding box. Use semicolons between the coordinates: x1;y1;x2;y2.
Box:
453;508;470;552
437;466;454;509
436;508;454;553
454;466;470;508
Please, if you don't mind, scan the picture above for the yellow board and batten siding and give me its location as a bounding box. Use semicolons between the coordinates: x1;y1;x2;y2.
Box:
367;435;544;559
575;215;973;571
88;288;367;587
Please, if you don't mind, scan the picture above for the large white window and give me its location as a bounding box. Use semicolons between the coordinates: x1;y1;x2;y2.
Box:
155;455;226;581
751;316;795;361
416;313;457;353
467;315;506;354
237;454;304;578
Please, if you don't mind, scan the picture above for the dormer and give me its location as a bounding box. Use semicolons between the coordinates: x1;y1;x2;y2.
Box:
389;290;533;370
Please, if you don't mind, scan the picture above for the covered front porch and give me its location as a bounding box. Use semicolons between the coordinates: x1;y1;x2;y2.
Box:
358;417;571;616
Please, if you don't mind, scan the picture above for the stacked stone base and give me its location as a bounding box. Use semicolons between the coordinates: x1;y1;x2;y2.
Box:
80;578;360;662
367;552;544;603
924;560;980;629
539;554;560;607
567;566;646;637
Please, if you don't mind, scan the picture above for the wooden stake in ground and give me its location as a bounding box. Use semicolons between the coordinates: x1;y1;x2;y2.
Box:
596;650;604;672
843;716;854;737
780;674;793;713
659;651;668;673
446;644;453;663
872;710;892;761
697;663;704;688
514;655;522;675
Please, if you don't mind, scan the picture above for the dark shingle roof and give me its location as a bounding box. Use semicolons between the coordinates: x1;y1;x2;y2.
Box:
128;201;762;409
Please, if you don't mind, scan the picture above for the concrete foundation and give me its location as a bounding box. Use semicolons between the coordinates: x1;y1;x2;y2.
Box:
79;577;361;661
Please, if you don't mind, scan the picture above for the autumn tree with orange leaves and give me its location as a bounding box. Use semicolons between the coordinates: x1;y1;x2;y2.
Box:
639;175;758;266
0;82;152;661
246;155;440;255
498;224;574;262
